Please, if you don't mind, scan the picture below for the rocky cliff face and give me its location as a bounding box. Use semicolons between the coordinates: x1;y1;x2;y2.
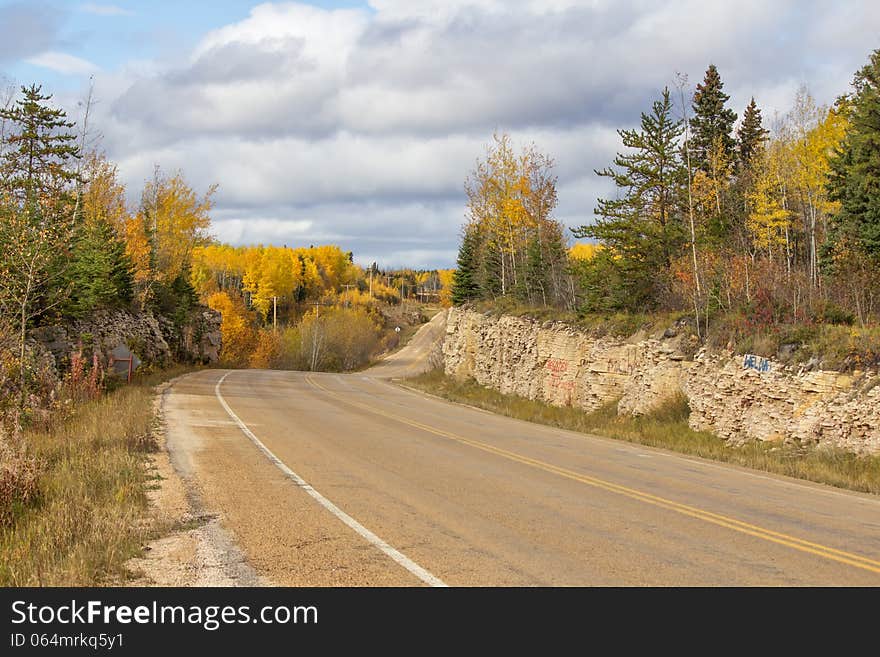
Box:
29;306;221;375
442;307;880;454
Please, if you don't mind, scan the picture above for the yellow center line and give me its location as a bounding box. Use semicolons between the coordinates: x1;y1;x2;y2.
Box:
305;374;880;576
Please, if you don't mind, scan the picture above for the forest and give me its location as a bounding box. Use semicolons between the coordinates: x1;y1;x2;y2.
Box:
0;82;453;431
452;49;880;363
3;47;880;426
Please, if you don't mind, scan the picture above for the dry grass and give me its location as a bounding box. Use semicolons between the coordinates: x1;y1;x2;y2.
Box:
406;369;880;495
0;365;194;586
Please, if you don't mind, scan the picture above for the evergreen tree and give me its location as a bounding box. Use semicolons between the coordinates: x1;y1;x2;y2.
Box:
476;230;502;300
451;225;481;304
523;234;546;306
63;219;134;317
826;49;880;261
0;85;80;392
690;65;738;172
0;84;80;207
736;97;769;171
573;88;686;310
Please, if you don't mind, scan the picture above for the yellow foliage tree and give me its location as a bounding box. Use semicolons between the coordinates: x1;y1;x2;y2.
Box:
569;242;601;261
206;290;257;367
747;147;791;256
81;152;129;232
437;269;455;306
141;170;215;287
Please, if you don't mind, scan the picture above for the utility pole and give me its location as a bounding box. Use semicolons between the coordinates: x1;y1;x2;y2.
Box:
341;284;355;307
313;300;332;318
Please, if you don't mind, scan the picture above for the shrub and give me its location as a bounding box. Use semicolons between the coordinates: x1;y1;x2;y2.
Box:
0;430;41;527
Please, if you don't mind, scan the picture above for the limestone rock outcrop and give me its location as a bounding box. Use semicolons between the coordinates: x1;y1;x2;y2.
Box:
442;307;880;454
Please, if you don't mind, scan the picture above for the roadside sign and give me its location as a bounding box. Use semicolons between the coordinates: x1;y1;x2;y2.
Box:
109;345;141;382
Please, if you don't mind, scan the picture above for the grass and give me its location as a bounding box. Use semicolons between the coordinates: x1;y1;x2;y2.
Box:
471;298;692;339
470;298;880;370
0;364;194;586
405;368;880;495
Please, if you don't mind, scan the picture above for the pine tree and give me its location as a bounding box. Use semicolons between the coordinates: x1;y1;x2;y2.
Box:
451;225;481;304
0;84;80;207
0;85;80;398
690;65;738;172
736;97;769;171
573;88;686;310
63;219;134;317
827;50;880;260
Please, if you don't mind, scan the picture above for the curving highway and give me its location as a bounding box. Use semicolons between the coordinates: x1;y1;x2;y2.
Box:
162;313;880;586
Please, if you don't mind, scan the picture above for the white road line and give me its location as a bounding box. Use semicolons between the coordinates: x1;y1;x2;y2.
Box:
214;371;447;588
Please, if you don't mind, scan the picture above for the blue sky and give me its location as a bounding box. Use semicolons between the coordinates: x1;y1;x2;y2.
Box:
2;1;365;88
2;1;879;268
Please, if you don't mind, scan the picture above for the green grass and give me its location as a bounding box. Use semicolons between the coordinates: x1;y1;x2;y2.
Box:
0;365;194;586
405;369;880;495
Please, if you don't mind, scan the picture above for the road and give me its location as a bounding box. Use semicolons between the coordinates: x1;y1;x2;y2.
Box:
163;313;880;586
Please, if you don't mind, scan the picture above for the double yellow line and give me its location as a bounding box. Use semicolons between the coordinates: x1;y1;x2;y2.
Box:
305;374;880;577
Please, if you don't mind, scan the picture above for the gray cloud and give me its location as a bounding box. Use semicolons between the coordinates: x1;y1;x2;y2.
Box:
0;2;64;63
86;0;880;268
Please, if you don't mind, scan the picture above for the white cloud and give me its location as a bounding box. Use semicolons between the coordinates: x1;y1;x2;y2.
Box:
80;3;133;17
26;50;99;75
85;0;880;267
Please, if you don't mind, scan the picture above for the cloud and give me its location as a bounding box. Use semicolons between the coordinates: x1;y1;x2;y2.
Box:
89;0;880;267
26;51;99;76
0;2;64;63
79;3;133;17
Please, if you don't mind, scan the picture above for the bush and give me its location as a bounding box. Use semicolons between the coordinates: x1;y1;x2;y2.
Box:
276;306;384;372
249;330;284;369
0;431;41;527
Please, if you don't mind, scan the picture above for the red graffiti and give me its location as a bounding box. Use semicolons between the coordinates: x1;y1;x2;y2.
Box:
545;358;568;373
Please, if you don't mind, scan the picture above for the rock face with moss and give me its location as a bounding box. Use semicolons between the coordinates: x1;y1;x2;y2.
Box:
443;307;880;454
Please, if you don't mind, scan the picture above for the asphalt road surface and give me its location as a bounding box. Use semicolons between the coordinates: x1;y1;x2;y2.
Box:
163;313;880;586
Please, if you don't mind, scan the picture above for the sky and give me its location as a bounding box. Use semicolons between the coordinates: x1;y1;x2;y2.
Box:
1;1;879;269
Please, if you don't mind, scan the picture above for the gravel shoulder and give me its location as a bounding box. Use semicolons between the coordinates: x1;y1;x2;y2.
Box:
126;374;266;587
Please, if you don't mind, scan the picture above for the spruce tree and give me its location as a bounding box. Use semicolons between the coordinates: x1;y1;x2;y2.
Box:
63;219;134;317
451;225;481;304
0;84;80;207
524;234;547;306
573;88;686;310
736;97;769;171
0;85;80;391
826;49;880;261
690;65;738;172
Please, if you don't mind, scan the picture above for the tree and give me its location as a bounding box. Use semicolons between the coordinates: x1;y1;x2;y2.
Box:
0;86;79;401
140;169;215;290
59;151;135;317
461;132;564;306
690;65;738;173
737;97;769;171
573;88;686;310
825;49;880;321
0;84;80;207
62;218;133;317
451;225;481;304
747;147;791;257
827;50;880;259
207;290;257;367
786;87;848;289
437;268;455;307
